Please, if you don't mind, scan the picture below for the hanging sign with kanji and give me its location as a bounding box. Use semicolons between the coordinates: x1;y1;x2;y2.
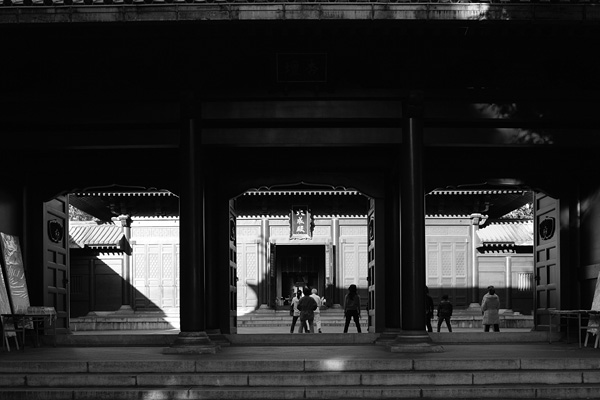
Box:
290;205;312;239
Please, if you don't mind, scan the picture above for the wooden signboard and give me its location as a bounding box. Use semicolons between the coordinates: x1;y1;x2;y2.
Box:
0;233;30;313
0;259;11;316
592;272;600;311
290;205;312;240
586;271;600;335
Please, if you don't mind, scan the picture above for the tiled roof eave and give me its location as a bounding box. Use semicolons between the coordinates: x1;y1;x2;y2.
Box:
71;191;176;197
428;190;527;195
237;214;367;219
243;190;361;196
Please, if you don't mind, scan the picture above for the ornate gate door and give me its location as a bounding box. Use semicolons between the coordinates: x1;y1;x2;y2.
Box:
229;200;238;333
44;196;69;333
367;198;376;332
534;193;560;330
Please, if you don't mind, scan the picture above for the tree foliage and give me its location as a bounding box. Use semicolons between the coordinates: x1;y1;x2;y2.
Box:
501;202;533;220
68;204;97;221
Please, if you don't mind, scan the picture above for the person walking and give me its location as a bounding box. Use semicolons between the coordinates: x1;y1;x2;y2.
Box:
436;294;453;332
289;290;302;333
310;288;323;333
425;286;434;333
297;287;318;333
343;284;362;333
482;285;501;332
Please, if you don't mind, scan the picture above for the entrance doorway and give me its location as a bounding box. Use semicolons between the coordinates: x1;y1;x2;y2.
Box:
276;245;325;304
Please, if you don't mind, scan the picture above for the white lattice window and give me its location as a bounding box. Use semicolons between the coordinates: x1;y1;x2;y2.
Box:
426;241;468;288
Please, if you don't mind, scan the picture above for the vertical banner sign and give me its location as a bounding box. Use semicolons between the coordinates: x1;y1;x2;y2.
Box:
290;205;312;239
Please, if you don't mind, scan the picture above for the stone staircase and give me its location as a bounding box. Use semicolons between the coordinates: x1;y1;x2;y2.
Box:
239;308;369;330
58;309;549;348
2;351;600;399
239;308;533;330
70;310;180;331
5;309;585;400
69;308;533;332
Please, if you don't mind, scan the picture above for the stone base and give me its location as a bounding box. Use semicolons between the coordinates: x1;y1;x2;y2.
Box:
389;342;445;353
374;329;403;345
162;331;220;354
387;329;445;353
207;329;231;347
114;305;135;315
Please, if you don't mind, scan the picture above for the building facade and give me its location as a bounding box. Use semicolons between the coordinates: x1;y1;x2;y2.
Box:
68;190;534;333
2;0;600;351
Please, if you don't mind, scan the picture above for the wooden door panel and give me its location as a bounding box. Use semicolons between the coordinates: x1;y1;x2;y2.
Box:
238;242;259;309
367;200;375;332
229;201;237;333
160;244;177;309
45;197;69;333
534;193;560;330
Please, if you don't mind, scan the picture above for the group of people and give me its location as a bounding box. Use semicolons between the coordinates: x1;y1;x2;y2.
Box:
290;287;323;333
425;285;501;333
290;284;363;333
290;284;503;334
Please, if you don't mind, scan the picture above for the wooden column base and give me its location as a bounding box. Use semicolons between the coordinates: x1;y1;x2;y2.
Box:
162;331;220;354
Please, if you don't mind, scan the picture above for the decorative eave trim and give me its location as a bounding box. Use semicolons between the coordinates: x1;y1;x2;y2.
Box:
428;190;527;196
426;214;474;218
71;191;176;197
243;190;361;196
237;214;367;219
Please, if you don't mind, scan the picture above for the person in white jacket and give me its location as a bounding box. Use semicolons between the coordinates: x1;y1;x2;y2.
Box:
482;285;501;332
310;288;323;333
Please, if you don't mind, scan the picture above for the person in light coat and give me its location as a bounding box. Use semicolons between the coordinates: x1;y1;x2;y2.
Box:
482;285;501;332
289;290;302;333
309;288;323;333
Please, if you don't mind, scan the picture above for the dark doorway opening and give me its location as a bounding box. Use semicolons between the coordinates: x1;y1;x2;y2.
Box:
277;245;325;302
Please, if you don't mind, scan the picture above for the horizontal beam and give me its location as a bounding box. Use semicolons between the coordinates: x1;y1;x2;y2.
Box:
1;3;599;24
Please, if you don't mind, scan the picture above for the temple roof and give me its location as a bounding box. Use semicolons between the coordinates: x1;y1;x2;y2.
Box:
476;220;534;251
68;186;532;222
69;222;127;251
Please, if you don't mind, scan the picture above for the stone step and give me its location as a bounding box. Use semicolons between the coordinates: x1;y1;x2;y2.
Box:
2;385;600;400
3;356;600;373
2;384;600;400
1;358;600;399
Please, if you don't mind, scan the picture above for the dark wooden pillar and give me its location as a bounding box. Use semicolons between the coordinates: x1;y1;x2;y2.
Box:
389;92;442;352
180;120;206;333
380;173;402;338
204;173;220;334
400;109;426;333
164;115;219;354
118;215;133;312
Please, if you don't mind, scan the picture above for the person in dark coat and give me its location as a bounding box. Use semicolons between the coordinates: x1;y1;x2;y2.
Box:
425;286;434;333
437;294;453;332
297;287;318;333
343;284;362;333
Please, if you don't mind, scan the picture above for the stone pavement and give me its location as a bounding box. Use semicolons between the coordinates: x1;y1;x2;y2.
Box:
2;324;597;360
0;331;598;362
0;342;598;361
